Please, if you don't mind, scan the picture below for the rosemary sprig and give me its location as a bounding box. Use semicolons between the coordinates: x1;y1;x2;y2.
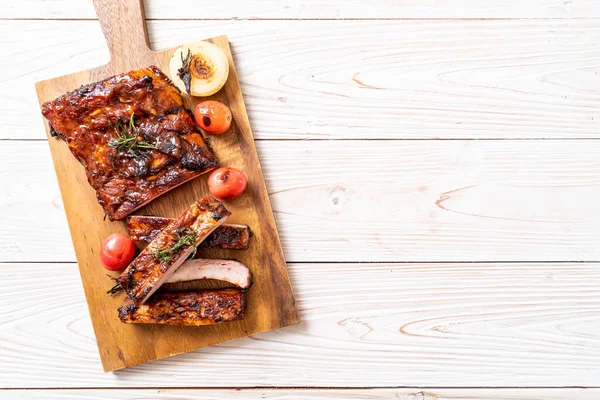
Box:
106;274;122;295
153;230;197;264
108;113;155;158
177;49;192;94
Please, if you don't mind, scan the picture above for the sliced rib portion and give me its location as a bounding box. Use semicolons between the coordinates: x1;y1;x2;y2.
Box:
107;258;252;294
41;66;218;221
168;259;252;289
118;288;246;326
127;215;251;250
117;195;230;305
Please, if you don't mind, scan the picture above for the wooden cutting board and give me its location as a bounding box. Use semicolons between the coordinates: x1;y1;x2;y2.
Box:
35;0;299;372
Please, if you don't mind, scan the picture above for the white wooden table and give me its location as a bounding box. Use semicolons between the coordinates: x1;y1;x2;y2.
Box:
1;0;599;398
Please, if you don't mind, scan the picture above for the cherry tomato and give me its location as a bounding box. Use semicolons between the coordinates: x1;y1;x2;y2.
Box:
193;100;232;134
208;167;247;200
100;233;136;271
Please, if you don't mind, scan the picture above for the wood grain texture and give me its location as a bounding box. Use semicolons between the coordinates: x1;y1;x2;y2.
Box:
3;389;600;399
34;0;297;371
0;262;598;387
4;140;600;263
5;0;600;393
4;0;600;19
3;19;600;140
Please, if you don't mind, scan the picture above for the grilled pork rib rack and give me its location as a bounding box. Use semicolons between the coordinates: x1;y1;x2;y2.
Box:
41;66;218;221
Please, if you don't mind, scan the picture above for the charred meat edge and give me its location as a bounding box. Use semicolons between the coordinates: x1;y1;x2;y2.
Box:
127;215;252;250
117;195;230;305
118;288;246;326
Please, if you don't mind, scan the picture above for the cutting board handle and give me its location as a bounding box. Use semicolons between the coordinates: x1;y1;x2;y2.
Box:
93;0;153;68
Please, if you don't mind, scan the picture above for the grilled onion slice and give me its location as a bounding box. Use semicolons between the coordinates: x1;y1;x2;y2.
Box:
169;41;229;97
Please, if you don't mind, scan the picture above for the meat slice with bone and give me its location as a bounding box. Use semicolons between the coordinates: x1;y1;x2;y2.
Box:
117;195;230;305
109;258;252;294
127;215;251;250
118;288;246;326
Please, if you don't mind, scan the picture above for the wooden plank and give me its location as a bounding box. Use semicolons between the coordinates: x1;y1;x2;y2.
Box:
4;0;600;19
34;0;297;371
0;262;598;387
3;19;600;140
3;388;600;399
3;139;600;263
